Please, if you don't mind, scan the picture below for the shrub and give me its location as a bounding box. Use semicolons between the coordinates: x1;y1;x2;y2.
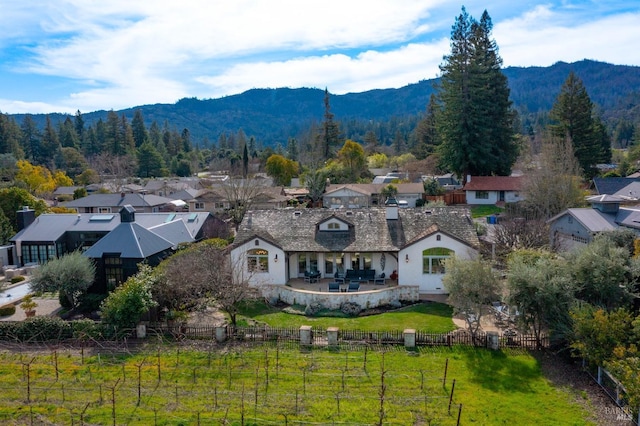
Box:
0;317;74;342
0;305;16;317
78;292;107;313
58;290;73;309
340;302;362;316
10;276;25;284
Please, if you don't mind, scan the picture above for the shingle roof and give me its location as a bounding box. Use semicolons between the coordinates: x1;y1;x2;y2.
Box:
462;176;523;191
233;207;478;253
549;208;619;232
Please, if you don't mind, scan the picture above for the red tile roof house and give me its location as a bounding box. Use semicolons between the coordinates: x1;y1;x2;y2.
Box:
462;176;525;205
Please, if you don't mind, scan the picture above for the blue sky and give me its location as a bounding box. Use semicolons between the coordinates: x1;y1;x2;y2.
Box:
0;1;638;114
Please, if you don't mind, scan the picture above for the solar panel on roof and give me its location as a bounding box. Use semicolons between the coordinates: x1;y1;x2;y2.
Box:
89;214;114;221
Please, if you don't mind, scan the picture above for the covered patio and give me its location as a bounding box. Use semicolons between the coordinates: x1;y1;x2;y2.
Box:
286;277;398;293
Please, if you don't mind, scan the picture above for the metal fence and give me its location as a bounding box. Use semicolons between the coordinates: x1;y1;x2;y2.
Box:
146;323;549;350
584;362;639;425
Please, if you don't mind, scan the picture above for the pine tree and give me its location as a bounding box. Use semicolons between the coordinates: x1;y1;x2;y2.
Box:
131;110;148;147
412;94;440;160
318;88;341;159
436;8;517;181
137;142;165;178
549;71;610;176
21;115;41;162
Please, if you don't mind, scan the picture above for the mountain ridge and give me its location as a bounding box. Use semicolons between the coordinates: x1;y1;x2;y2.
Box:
9;59;640;146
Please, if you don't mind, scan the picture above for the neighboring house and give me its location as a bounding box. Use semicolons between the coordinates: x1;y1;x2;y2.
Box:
62;192;174;213
188;188;229;213
230;203;479;294
462;176;524;205
547;195;640;250
10;206;218;292
143;178;203;197
188;185;288;213
592;177;640;197
323;183;425;208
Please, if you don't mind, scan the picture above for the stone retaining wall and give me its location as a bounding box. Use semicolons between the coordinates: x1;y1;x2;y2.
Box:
260;284;420;310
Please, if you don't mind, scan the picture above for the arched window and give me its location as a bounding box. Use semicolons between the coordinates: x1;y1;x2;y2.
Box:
422;247;453;274
247;248;269;272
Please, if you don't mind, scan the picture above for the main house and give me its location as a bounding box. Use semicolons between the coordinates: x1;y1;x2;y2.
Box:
229;203;479;294
62;192;175;213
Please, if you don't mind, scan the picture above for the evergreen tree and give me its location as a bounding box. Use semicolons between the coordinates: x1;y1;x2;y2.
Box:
412;94;440;160
549;71;609;177
74;110;85;142
58;117;79;149
131;110;148;147
120;114;135;154
242;143;249;178
436;8;517;181
41;116;61;168
21;115;41;162
137;142;165;178
105;110;122;155
0;113;23;158
286;137;299;161
318;88;341;159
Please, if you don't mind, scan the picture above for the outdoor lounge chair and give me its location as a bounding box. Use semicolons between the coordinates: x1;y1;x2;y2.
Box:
328;282;340;292
347;281;360;292
373;272;386;285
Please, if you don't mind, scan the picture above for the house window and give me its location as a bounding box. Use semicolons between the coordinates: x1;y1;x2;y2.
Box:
422;247;453;274
98;207;111;213
436;235;441;241
104;255;123;291
194;202;205;210
247;248;269;273
215;202;225;209
328;222;340;230
475;191;489;200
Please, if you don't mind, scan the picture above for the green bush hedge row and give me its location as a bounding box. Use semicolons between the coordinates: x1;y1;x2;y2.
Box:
10;275;25;284
0;305;16;316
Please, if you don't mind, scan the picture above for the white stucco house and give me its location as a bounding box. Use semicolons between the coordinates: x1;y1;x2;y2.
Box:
229;203;479;295
462;176;524;205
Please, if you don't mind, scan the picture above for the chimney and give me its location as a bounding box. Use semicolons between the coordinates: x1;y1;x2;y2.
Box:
16;206;35;231
385;197;398;220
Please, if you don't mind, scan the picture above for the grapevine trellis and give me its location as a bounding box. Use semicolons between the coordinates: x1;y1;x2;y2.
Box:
0;343;465;425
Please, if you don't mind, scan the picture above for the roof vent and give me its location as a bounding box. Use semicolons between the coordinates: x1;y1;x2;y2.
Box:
425;210;432;215
293;211;302;217
346;211;353;216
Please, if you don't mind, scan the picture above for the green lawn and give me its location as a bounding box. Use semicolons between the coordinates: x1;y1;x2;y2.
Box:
470;204;504;218
238;300;456;333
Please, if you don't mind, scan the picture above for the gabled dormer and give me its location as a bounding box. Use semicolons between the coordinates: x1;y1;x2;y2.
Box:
317;215;351;232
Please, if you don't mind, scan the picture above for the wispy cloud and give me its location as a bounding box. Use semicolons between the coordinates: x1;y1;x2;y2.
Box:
0;0;638;113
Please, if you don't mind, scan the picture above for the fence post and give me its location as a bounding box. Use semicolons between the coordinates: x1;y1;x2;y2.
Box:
403;329;416;349
136;324;146;339
215;326;227;343
597;366;602;385
299;326;313;347
486;331;499;350
327;327;339;346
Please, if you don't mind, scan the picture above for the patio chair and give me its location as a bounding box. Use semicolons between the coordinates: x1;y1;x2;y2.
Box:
373;272;386;285
328;282;340;292
347;281;360;292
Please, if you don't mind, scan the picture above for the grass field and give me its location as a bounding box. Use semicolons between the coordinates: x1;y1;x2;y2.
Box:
470;205;504;218
237;300;457;333
0;345;593;425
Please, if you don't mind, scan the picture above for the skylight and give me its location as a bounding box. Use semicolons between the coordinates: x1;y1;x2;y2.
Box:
89;214;114;222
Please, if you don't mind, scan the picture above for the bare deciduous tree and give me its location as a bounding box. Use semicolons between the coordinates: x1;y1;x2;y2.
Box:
154;240;258;326
217;177;267;228
523;135;585;219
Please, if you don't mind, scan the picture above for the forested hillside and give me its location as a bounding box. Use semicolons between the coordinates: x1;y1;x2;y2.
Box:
9;60;640;148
